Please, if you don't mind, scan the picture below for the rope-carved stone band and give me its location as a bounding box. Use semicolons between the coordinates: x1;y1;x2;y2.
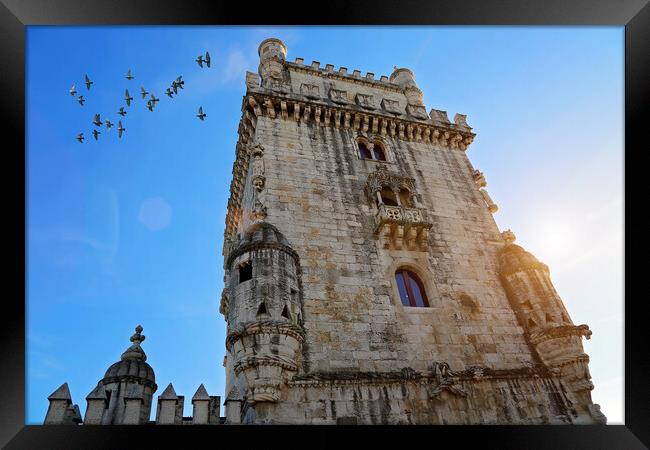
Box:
529;324;592;345
226;241;300;270
233;355;300;375
101;376;157;391
225;320;305;351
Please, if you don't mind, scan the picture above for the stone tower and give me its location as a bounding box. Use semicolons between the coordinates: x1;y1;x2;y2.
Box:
220;37;606;425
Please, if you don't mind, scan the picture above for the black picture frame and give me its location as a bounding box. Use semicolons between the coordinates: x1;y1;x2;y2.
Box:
2;0;645;448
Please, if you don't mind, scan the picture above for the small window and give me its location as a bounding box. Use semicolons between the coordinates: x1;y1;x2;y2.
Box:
358;139;388;161
358;142;373;159
239;261;252;283
372;142;386;161
395;269;429;307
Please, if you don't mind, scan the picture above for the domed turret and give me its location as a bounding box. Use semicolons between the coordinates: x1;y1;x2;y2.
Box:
498;231;596;415
84;325;158;424
257;37;288;86
224;222;305;411
390;66;424;106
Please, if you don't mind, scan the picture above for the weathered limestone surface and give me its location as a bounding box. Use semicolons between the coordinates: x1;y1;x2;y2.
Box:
221;37;604;425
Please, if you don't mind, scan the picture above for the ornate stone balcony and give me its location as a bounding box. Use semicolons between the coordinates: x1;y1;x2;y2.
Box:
374;204;432;251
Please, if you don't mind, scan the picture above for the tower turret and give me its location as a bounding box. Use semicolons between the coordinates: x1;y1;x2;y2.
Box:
498;231;600;421
257;38;288;89
86;325;158;425
390;67;424;107
223;222;305;417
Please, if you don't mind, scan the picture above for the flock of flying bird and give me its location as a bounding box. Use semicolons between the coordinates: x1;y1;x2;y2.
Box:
70;52;211;143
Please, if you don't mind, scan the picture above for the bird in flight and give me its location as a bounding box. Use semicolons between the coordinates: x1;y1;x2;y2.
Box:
69;84;76;96
175;76;184;89
105;119;113;130
93;114;102;127
76;133;84;143
197;106;206;120
117;107;127;116
78;95;85;106
92;129;101;140
146;100;154;112
117;121;125;138
196;52;211;68
171;81;179;95
165;87;174;98
126;69;134;80
140;86;149;99
150;93;160;105
125;89;133;106
85;75;93;90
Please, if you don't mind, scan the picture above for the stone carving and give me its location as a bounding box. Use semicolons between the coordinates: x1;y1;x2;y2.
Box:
589;404;608;425
249;200;267;222
453;113;471;129
406;104;428;120
400;367;419;380
473;170;498;213
250;144;265;192
245;72;260;89
366;164;416;194
300;83;320;99
430;109;451;124
428;362;467;400
355;93;376;110
329;88;349;104
501;229;516;244
381;98;402;114
267;78;291;93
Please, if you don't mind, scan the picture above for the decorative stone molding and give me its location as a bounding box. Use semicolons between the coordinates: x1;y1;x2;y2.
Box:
300;83;320;99
528;324;592;346
329;88;349;104
219;288;229;316
589;404;607;424
454;113;471;130
429;109;451;124
366;164;416;194
250;143;265;192
381;98;402;115
226;320;304;405
501;229;516;245
242;94;475;152
473;170;498;213
355;93;376;110
249;200;267;222
406;104;428;120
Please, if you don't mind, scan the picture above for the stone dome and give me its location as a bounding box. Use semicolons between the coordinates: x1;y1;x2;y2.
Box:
499;243;549;277
103;358;156;385
227;222;297;267
101;325;156;388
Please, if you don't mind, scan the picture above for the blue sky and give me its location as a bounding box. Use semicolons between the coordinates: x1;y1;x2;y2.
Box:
26;26;623;424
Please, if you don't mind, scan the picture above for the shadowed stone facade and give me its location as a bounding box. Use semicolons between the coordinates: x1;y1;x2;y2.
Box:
219;37;606;425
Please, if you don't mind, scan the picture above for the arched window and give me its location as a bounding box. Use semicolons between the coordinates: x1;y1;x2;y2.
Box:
372;142;386;161
358;138;388;161
395;269;429;307
358;141;373;159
